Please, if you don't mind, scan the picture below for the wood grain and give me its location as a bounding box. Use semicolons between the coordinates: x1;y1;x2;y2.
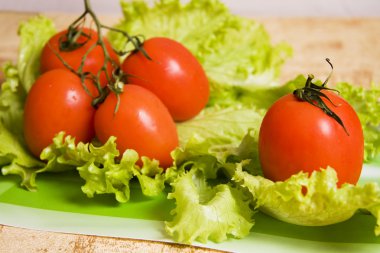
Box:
259;17;380;86
0;225;227;253
0;11;379;253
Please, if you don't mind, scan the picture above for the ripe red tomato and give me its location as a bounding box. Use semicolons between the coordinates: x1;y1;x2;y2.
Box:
40;27;119;86
94;85;179;168
258;90;364;186
24;69;96;157
121;37;209;122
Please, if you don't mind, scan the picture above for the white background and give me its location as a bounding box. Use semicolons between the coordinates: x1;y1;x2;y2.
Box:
0;0;380;17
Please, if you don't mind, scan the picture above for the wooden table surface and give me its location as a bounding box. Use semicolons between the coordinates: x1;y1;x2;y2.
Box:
1;11;380;253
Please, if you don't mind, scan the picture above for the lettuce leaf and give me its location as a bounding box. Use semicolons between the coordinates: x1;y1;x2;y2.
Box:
165;168;254;244
176;104;264;146
0;121;44;191
208;74;304;108
0;16;56;190
233;166;380;234
169;104;264;183
165;131;260;243
369;204;380;236
0;64;44;191
17;15;56;92
77;150;135;203
40;132;166;202
336;82;380;162
0;64;26;140
109;0;291;90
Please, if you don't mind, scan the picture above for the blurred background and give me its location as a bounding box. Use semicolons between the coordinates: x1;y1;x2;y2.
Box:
1;0;379;85
1;0;380;17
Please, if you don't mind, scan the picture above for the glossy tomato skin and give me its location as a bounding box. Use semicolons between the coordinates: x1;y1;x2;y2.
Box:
24;69;96;157
40;28;119;86
121;37;209;122
258;91;364;185
94;85;179;168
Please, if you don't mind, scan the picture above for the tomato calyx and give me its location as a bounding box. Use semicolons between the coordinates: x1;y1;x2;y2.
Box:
292;58;349;135
58;26;91;52
91;68;127;114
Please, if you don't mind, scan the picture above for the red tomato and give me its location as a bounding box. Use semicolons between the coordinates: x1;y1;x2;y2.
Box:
24;69;96;157
94;85;179;168
121;37;209;122
258;90;364;186
40;27;119;86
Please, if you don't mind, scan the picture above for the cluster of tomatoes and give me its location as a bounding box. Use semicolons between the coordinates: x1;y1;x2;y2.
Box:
23;27;209;168
22;24;365;186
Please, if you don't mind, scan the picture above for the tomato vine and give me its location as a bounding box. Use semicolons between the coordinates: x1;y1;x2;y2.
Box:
54;0;150;111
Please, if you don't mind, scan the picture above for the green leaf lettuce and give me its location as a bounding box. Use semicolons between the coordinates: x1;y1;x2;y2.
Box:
336;82;380;162
109;0;292;91
0;64;44;191
233;166;380;234
0;16;56;190
165;168;254;244
41;132;166;202
17;15;56;92
176;104;264;147
165;131;259;243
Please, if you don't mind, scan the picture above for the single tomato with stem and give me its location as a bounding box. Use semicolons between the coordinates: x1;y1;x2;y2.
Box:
258;59;364;186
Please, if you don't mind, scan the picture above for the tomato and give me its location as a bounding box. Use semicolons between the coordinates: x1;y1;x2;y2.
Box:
258;90;364;186
121;37;209;122
40;27;119;86
24;69;96;157
94;85;179;168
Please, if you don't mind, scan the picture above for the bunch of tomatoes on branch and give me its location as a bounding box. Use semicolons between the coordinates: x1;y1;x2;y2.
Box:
23;0;209;168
